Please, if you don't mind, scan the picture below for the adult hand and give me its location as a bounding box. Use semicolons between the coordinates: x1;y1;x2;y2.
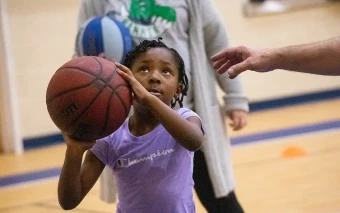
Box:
211;46;275;79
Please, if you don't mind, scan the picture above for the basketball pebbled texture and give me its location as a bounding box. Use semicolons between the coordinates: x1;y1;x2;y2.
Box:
46;56;132;141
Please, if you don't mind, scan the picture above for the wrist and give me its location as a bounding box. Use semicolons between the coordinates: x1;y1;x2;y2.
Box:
270;47;286;71
66;145;88;156
142;93;159;108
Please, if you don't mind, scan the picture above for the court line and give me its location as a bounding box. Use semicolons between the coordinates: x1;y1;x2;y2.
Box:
23;95;340;150
0;203;108;213
1;119;340;188
35;202;109;213
234;143;340;168
0;167;61;188
230;120;340;145
249;88;340;112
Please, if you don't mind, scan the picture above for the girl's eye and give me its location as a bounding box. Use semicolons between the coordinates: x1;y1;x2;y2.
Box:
163;69;171;74
140;67;149;72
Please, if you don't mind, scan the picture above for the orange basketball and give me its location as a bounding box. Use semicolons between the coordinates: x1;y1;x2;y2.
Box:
46;56;132;141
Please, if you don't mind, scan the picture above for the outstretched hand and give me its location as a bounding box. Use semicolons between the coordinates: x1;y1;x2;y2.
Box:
211;46;275;79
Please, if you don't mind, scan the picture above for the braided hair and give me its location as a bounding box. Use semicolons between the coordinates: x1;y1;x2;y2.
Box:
123;38;189;108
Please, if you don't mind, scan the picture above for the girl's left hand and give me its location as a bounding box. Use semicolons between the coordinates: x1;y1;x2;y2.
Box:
115;62;152;105
62;133;95;151
228;109;248;131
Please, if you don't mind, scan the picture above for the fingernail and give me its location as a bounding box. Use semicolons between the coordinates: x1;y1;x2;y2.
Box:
114;62;119;65
227;69;234;75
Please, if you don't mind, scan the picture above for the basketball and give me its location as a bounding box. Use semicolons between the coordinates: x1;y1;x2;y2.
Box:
75;16;133;63
46;56;132;141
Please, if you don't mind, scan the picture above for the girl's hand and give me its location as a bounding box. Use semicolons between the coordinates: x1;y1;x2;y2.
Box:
115;62;153;105
62;133;95;152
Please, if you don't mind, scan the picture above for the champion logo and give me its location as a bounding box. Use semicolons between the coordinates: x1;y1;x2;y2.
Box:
117;148;175;168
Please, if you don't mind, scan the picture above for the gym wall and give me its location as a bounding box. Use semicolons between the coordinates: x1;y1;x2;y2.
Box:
4;0;340;141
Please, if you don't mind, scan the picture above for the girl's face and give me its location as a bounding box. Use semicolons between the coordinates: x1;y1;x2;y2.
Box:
130;47;180;106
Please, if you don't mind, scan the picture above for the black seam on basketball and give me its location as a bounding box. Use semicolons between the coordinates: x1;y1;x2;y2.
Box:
55;66;122;91
100;67;117;134
56;67;100;78
55;56;102;74
92;57;104;77
97;66;120;135
93;65;117;89
98;85;131;137
99;88;117;136
111;84;130;94
114;87;130;117
46;79;98;103
108;64;117;81
65;80;108;130
49;65;121;103
105;66;118;83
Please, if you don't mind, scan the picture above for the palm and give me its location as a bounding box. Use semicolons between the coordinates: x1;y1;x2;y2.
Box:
62;133;95;150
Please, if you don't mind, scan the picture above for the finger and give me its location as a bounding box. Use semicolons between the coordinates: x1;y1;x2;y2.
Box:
212;57;229;70
104;57;116;63
234;125;242;131
226;60;251;79
232;117;241;131
116;68;131;81
229;120;235;128
98;53;105;58
216;60;234;74
211;47;238;62
239;116;248;130
235;117;245;131
115;63;134;79
114;62;131;74
115;63;137;86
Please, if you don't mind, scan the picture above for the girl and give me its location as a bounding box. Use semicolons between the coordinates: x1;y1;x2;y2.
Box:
77;1;249;212
58;38;204;213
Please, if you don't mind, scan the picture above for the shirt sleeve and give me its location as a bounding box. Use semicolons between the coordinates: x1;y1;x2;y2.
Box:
178;108;205;134
90;135;117;166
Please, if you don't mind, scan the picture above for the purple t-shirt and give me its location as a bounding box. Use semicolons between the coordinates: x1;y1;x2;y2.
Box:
91;108;203;213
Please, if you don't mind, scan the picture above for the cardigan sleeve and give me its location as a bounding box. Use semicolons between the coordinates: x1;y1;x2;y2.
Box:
200;0;249;113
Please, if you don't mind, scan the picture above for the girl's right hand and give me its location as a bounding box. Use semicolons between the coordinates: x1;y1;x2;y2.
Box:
115;62;154;106
62;133;96;151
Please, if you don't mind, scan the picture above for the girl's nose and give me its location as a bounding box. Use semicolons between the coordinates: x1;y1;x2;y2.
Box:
148;71;161;84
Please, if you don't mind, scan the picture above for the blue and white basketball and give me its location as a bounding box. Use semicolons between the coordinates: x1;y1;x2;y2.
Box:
76;16;133;63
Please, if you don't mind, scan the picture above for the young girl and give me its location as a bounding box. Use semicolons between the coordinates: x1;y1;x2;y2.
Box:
58;38;205;213
77;2;248;212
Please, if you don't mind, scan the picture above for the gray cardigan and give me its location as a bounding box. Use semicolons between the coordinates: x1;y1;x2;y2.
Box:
187;0;248;197
77;0;249;200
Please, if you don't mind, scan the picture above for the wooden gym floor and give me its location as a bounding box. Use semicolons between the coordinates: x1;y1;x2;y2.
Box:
1;99;340;213
2;0;340;212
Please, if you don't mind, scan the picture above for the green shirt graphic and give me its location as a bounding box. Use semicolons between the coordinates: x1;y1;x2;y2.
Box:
114;0;177;39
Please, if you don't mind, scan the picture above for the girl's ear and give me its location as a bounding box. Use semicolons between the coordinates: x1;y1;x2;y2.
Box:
175;83;183;98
